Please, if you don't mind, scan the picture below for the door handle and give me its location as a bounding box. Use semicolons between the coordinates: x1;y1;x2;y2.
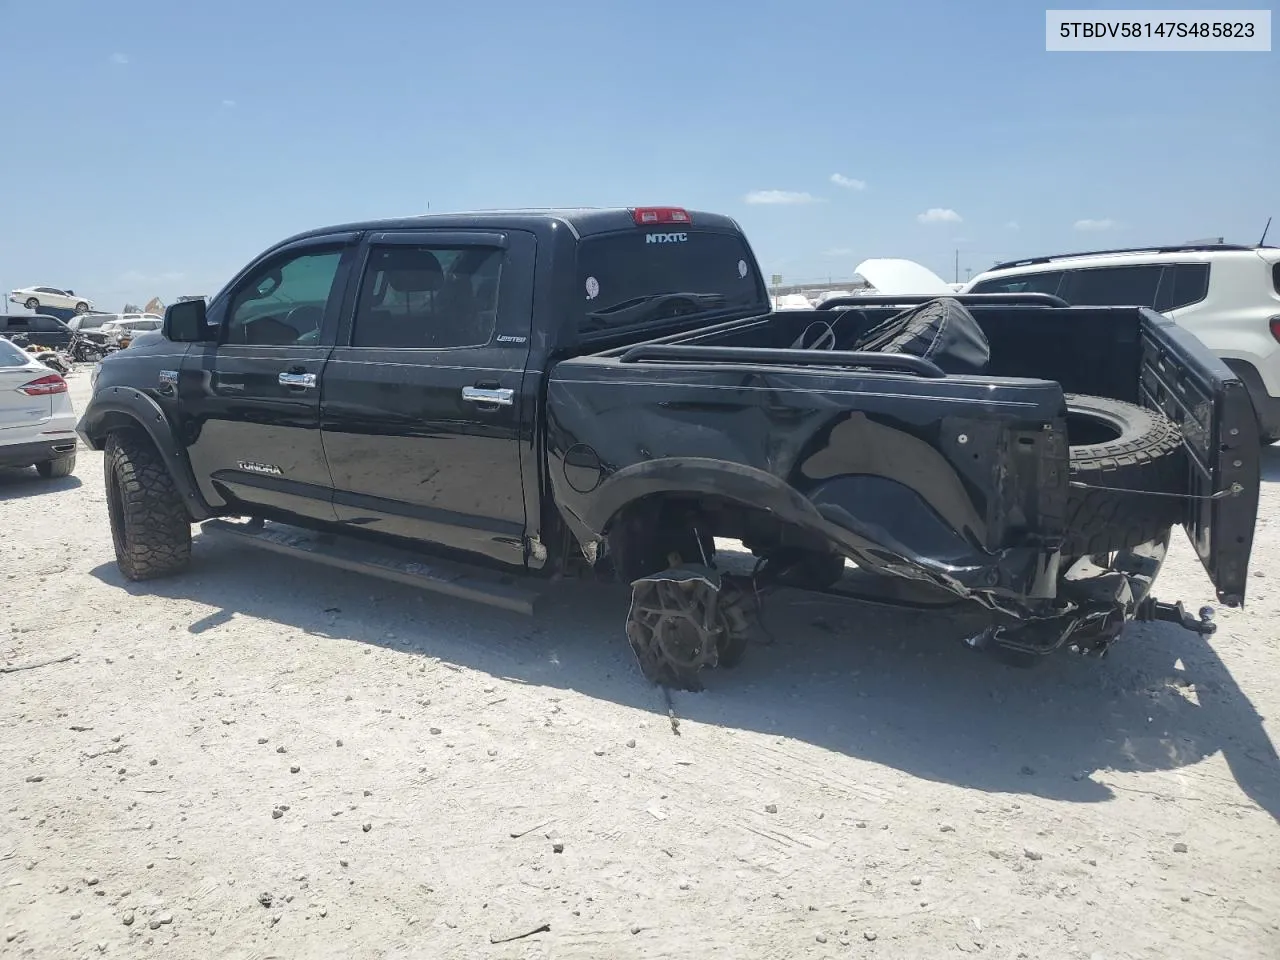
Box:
461;386;514;407
279;371;317;389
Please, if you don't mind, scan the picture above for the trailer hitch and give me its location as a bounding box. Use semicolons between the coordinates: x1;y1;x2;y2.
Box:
1134;597;1217;636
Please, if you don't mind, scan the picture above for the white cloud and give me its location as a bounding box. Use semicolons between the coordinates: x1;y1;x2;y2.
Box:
110;52;129;65
917;207;962;224
823;247;856;257
830;173;867;191
221;99;237;108
1005;220;1020;230
1075;218;1118;231
745;190;820;205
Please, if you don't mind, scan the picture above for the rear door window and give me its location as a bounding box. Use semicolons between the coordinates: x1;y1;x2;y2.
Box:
33;316;68;333
350;244;503;349
969;270;1065;296
1062;265;1164;307
575;230;767;338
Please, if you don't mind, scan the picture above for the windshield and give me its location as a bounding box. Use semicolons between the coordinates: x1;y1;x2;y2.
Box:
576;229;766;337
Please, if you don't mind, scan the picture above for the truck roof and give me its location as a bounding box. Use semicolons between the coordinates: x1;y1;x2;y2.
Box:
283;208;745;245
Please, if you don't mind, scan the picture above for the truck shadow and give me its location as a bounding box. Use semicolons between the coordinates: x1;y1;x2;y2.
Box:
89;538;1280;823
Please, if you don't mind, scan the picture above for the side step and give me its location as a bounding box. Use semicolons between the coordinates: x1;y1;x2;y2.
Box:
199;519;544;615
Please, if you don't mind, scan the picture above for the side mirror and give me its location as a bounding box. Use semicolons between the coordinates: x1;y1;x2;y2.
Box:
164;299;210;342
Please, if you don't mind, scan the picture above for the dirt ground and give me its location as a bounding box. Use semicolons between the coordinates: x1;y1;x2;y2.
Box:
2;370;1279;959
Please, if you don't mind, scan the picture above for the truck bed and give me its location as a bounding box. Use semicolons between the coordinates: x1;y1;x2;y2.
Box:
546;299;1259;609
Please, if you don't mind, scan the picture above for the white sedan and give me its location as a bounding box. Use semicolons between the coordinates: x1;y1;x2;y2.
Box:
100;316;163;344
0;336;77;478
8;286;95;314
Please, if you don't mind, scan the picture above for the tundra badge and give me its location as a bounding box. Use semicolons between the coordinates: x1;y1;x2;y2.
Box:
237;460;283;476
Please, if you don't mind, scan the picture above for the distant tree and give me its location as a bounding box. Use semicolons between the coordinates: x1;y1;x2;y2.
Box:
121;303;142;313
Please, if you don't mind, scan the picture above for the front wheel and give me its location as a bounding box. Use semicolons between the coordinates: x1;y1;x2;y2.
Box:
74;301;89;314
105;431;192;580
36;454;76;479
24;297;38;310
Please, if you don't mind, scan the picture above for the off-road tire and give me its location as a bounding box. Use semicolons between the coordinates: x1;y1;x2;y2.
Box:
36;454;76;479
1063;394;1186;556
105;430;191;580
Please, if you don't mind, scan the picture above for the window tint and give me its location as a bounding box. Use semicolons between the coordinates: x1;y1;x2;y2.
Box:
1166;263;1210;311
1064;265;1163;307
351;245;502;349
1273;262;1280;295
575;230;766;337
33;316;67;332
227;248;343;346
0;337;31;366
77;315;108;330
969;271;1064;296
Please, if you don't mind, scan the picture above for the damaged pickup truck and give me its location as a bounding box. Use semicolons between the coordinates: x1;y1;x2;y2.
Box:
77;207;1260;689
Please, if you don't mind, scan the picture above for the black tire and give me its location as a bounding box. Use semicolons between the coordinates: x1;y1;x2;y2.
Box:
24;297;38;310
36;454;75;479
1063;394;1186;556
104;430;192;580
74;301;89;315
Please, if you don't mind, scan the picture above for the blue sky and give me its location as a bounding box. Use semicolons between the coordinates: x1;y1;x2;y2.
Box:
1;0;1275;309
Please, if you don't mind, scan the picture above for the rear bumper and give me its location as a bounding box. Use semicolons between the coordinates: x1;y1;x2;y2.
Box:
0;437;78;468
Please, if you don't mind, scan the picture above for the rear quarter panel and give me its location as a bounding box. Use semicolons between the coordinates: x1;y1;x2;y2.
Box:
547;355;1069;592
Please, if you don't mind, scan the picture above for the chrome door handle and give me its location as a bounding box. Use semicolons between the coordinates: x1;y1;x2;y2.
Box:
461;386;514;407
279;372;317;388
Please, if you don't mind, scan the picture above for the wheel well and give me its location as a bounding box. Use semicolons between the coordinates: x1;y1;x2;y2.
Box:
84;411;150;450
603;493;833;581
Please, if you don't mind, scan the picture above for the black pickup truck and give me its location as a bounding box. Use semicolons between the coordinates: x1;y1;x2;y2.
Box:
78;207;1261;689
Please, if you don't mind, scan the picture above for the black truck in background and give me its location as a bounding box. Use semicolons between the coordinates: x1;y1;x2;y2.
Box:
78;207;1260;689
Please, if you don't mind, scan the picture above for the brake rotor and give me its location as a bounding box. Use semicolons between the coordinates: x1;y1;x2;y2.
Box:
625;567;748;691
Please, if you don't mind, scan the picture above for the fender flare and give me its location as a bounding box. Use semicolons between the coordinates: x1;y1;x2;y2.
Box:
578;457;826;537
75;386;218;521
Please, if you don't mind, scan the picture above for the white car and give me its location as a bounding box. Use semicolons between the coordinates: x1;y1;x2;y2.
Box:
100;316;164;344
963;242;1280;443
8;286;95;314
0;336;77;478
69;312;162;334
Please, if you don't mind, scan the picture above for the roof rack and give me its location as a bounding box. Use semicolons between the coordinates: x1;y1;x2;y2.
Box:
989;242;1259;272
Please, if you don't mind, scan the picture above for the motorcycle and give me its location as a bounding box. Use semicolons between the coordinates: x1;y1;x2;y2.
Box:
69;330;114;363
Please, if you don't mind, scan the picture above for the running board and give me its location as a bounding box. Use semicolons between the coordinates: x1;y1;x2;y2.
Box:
199;519;544;615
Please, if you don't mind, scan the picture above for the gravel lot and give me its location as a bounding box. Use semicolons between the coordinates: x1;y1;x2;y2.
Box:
3;370;1279;959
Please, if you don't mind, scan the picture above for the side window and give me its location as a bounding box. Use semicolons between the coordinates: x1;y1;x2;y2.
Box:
351;244;503;349
33;317;65;333
226;248;343;346
970;271;1064;296
1272;262;1280;295
1165;263;1210;311
1063;265;1163;307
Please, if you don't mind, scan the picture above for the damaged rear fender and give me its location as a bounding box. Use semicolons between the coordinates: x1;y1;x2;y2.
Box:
561;457;1059;602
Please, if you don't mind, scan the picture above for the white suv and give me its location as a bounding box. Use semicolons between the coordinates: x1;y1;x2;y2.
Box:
963;243;1280;443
